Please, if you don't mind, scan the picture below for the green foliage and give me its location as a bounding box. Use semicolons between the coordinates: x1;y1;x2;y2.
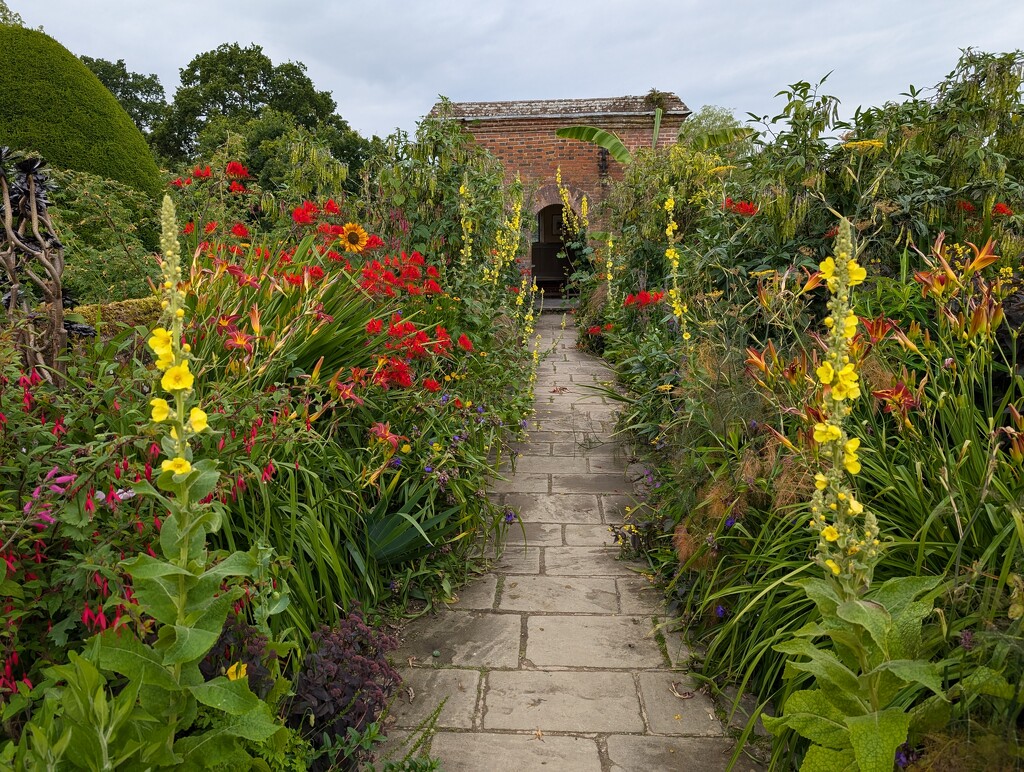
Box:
0;26;162;196
555;125;633;165
79;55;167;134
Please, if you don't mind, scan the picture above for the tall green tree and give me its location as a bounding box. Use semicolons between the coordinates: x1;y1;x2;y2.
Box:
151;43;347;164
79;55;167;133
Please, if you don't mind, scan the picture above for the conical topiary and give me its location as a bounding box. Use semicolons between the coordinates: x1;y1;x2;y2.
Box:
0;25;162;196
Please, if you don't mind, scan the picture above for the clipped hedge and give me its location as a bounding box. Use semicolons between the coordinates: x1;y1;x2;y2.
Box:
0;26;161;196
71;296;161;332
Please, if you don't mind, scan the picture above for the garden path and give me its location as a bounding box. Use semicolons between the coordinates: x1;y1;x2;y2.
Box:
389;315;758;771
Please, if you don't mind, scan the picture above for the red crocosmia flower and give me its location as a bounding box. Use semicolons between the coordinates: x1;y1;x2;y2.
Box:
183;222;195;235
225;161;249;179
193;165;212;179
323;199;340;215
956;200;976;213
458;334;474;351
326;249;344;262
229;180;248;194
308;265;325;281
283;272;304;286
291;206;315;225
424;279;442;294
604;323;614;331
423;378;441;392
170;177;184;188
366;234;384;250
230;223;250;239
204;221;218;234
993;202;1014;217
366;318;383;335
587;326;602;335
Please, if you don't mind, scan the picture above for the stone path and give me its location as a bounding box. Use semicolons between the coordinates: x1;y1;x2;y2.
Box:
388;315;757;771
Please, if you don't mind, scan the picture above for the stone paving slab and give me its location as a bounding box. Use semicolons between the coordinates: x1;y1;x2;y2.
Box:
490;473;550;494
396;611;521;668
543;546;637;576
484;670;644;732
552;473;629;495
564;523;614;546
526;615;665;668
429;732;601;772
638;672;724;736
509;455;589;475
606;735;739;772
617;577;664;614
390;668;479;729
449;574;498;609
499;575;618;613
491;545;541;573
600;494;636;523
505;492;602;524
505;521;563;547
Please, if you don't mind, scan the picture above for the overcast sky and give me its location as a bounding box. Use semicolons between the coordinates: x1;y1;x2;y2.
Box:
18;1;1024;138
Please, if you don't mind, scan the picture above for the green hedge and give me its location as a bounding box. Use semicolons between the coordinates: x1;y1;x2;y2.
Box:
0;26;161;196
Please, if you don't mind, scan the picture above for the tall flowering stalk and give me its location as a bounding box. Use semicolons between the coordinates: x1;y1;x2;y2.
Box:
663;192;691;342
458;174;474;270
487;178;522;291
808;218;880;598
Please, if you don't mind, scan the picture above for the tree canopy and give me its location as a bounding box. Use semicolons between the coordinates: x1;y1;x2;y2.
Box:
79;56;167;133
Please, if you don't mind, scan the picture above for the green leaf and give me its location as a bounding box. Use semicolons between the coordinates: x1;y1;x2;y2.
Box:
846;709;912;772
797;578;841;616
799;744;858;772
131;575;181;626
95;630;180;691
767;689;851;749
836;599;891;656
870;575;943;614
199;550;258;582
162;625;221;666
775;637;862;694
123;552;194;580
957;665;1015;699
186;459;221;502
555;125;633;165
686;126;756;151
873;659;946;698
189;677;260;716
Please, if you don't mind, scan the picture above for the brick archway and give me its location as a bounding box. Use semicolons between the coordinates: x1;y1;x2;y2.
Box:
531;183;586;219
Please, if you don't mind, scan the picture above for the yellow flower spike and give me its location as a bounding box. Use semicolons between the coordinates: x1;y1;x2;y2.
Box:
161;457;192;476
189;407;209;433
825;559;841;576
813;423;842;443
814;473;829;490
842;314;858;340
847;260;867;286
161;362;194;392
822;525;840;542
150;398;171;423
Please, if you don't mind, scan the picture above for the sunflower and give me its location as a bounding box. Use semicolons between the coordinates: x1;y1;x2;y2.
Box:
341;223;369;253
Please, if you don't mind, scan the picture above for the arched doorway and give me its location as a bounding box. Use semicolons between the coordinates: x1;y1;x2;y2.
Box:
531;204;574;297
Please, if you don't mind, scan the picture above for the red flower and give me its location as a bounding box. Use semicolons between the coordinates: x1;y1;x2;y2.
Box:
183;222;195;236
369;422;402;451
956;200;976;213
366;234;384;250
458;334;473;351
193;165;212;179
170;177;184;188
283;272;304;286
308;265;325;281
229;180;248;194
225;328;254;354
587;326;602;335
366;318;383;335
424;279;442;294
993;202;1014;217
204;221;218;234
225;161;249;179
423;378;441;392
323;199;340;215
230;223;250;239
604;323;614;331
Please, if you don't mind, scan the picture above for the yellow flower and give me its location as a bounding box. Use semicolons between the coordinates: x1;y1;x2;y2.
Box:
148;327;172;356
816;361;835;385
664;197;675;212
847;260;866;286
813;423;842;443
226;662;248;681
189;407;209;433
814;473;829;490
822;525;840;542
161;362;194;392
848;497;864;514
401;443;411;454
819;257;837;290
832;364;861;401
150;398;171;422
665;247;679;261
341;223;369;253
825;559;841;576
432;442;442;452
657;384;674;392
161;457;192;476
842;314;858;340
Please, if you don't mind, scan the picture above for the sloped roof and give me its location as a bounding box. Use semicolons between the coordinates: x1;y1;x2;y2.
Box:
433;93;690;121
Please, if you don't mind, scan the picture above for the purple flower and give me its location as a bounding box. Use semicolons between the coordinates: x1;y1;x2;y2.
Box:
714;604;727;619
894;743;919;769
959;629;975;651
388;458;402;469
424;466;433;473
724;515;736;529
477;406;485;414
503;508;517;524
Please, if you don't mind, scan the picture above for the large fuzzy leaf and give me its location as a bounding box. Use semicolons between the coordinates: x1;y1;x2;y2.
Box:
846;709;912;772
555;126;632;165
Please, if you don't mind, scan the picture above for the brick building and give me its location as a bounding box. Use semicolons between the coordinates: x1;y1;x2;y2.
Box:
433;93;690;293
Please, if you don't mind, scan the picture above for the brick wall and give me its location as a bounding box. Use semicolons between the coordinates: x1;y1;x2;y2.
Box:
462;114;687;217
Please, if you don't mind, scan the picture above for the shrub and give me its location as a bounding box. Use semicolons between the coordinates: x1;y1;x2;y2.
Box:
0;25;162;196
